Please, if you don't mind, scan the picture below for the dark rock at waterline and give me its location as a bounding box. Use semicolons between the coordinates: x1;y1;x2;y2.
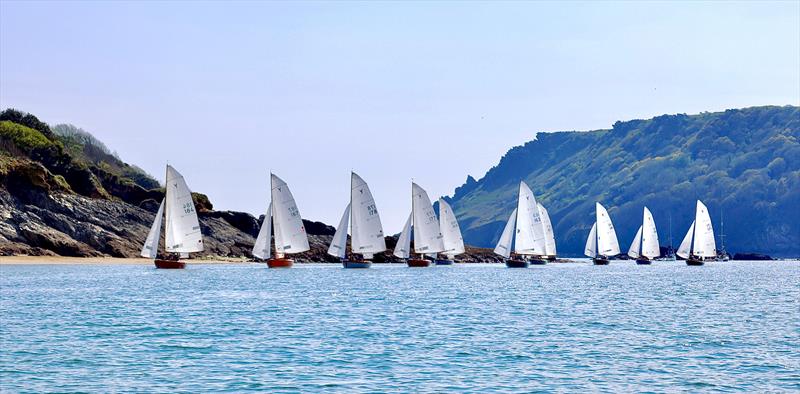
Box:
732;253;773;261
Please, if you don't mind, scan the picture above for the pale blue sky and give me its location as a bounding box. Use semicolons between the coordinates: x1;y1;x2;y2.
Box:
2;1;798;230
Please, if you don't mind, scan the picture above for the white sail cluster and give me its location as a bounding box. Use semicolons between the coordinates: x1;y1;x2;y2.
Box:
493;182;558;259
677;200;717;260
584;202;621;258
628;207;660;259
327;173;387;260
252;174;310;259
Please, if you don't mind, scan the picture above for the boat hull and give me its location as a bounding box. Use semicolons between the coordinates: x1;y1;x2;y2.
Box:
407;259;430;267
636;258;652;265
592;257;610;265
342;260;372;269
267;258;294;268
154;259;186;269
529;258;547;265
686;258;705;266
505;259;530;268
434;259;454;265
546;256;557;262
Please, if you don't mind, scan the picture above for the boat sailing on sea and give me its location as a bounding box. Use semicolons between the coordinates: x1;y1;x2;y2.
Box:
493;182;550;267
538;202;558;261
627;206;660;265
584;202;621;265
433;198;465;265
393;183;444;267
140;165;204;269
252;174;310;268
327;172;387;268
677;200;717;266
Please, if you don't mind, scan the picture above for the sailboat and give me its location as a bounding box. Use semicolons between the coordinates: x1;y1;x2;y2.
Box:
327;172;387;268
393;182;444;267
716;208;730;261
537;202;558;261
493;182;548;268
434;198;465;265
251;174;310;268
627;207;660;265
676;200;716;266
140;165;204;269
584;202;620;265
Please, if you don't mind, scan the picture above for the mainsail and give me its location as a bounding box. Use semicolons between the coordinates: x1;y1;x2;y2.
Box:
514;182;546;255
252;202;273;260
271;174;310;256
393;212;413;259
164;165;203;253
351;173;386;256
692;200;716;258
641;207;660;258
595;202;620;257
140;199;165;259
327;203;350;259
438;198;465;258
538;203;557;257
411;183;444;254
494;208;518;258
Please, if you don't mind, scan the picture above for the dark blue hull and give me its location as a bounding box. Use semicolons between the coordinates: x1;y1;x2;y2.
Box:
505;260;529;268
342;260;372;269
635;259;652;265
435;259;454;265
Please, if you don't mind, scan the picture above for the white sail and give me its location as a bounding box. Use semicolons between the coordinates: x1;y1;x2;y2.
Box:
164;165;204;253
676;221;694;259
140;199;165;258
595;202;620;257
271;174;310;256
627;226;643;258
411;183;444;254
252;202;273;260
494;208;517;258
327;203;350;258
351;173;386;255
692;200;716;258
584;222;597;258
538;203;557;257
514;182;546;255
393;212;413;259
439;198;465;258
641;207;660;258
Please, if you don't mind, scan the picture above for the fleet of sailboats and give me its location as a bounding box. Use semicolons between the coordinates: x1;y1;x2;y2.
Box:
251;174;310;268
493;182;555;267
327;173;387;268
140;165;204;269
140;167;727;268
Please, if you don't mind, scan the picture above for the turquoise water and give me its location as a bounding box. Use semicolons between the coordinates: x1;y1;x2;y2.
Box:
1;261;799;392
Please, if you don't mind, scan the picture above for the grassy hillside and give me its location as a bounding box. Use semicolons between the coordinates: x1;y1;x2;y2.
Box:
445;106;800;257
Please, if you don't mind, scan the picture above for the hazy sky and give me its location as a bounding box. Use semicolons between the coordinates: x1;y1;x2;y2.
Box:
2;1;799;231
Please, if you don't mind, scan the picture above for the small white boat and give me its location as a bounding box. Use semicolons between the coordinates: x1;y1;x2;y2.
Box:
537;202;558;261
327;172;387;268
493;182;548;267
435;198;465;265
584;202;620;265
252;174;310;268
140;165;204;269
393;182;444;267
677;200;717;266
627;207;660;264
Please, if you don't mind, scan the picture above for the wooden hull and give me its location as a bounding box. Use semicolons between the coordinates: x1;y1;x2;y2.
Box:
434;259;454;265
267;258;294;268
154;259;186;269
407;259;430;267
635;258;652;265
592;257;610;265
505;259;529;268
686;258;705;266
342;260;371;269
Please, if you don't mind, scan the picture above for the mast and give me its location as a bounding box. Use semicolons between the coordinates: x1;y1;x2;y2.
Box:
719;208;726;250
411;181;416;259
349;171;354;259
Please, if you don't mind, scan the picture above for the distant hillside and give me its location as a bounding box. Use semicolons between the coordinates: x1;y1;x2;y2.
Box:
444;106;800;257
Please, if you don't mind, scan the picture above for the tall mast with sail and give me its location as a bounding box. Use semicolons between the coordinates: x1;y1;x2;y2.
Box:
493;182;547;267
584;202;620;265
435;198;465;265
251;173;310;268
677;200;716;266
393;182;443;267
141;164;204;269
627;206;660;265
327;172;386;268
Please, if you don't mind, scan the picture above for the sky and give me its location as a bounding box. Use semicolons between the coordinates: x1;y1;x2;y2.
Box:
1;1;799;231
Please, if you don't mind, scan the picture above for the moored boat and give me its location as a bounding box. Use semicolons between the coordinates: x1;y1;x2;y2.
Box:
628;206;660;265
251;174;310;268
676;200;717;266
584;202;620;265
393;183;444;267
140;165;204;269
327;172;387;269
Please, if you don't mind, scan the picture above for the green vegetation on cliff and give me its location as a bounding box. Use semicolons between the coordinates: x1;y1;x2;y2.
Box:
445;106;800;257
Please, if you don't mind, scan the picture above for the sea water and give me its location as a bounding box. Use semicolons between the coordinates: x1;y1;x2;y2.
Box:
1;261;798;392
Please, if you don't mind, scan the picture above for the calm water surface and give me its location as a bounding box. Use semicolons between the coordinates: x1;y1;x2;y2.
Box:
1;260;799;392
